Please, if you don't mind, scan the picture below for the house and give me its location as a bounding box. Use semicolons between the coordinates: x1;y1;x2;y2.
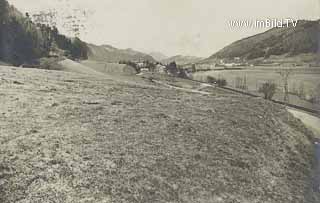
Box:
137;62;145;68
155;64;166;73
140;68;149;72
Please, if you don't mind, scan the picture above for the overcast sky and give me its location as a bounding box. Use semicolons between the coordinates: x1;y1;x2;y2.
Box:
8;0;320;57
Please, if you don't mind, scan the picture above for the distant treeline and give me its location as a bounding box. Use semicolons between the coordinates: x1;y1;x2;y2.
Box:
0;0;88;66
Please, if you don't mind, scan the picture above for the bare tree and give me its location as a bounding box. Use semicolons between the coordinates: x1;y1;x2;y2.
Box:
235;75;248;90
299;82;305;99
278;69;294;103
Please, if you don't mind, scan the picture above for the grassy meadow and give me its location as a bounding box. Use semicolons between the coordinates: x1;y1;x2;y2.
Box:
192;66;320;110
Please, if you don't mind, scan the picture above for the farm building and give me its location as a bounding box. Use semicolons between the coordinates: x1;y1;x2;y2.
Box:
155;64;166;73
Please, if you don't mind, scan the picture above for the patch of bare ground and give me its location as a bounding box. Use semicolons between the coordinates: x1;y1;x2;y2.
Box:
0;66;319;202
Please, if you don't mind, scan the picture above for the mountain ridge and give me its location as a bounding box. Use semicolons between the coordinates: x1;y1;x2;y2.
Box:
87;43;156;63
148;51;168;61
161;55;204;65
202;19;320;64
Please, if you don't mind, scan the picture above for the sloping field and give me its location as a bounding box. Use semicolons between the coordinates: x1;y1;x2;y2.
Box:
58;59;101;75
81;60;137;76
0;65;319;203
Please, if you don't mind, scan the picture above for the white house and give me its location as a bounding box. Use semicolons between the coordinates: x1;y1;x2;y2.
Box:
155;64;166;73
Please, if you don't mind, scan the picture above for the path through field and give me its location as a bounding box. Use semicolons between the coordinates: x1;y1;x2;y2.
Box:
288;108;320;138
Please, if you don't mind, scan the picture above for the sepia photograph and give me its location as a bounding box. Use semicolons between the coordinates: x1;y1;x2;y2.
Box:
0;0;320;202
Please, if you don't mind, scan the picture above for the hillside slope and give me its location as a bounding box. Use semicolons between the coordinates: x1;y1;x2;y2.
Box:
148;52;168;61
80;60;138;76
204;20;320;63
0;65;319;203
87;44;156;63
0;0;88;66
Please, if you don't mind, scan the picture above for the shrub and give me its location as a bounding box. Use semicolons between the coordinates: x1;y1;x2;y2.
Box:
207;76;227;87
207;76;217;84
259;82;277;100
165;62;188;78
217;78;227;87
177;68;188;79
166;61;179;76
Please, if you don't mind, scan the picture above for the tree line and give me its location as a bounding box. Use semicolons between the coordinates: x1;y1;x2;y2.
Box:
0;0;88;66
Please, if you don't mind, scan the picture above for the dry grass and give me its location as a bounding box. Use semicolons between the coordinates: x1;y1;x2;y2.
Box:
0;66;319;203
80;60;137;76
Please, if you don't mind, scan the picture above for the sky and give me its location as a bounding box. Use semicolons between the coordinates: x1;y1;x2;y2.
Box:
8;0;320;57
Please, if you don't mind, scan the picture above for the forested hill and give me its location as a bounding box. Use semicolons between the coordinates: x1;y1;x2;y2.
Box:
204;20;320;63
0;0;89;66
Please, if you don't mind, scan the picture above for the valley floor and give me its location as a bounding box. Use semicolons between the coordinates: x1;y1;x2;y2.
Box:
0;65;319;203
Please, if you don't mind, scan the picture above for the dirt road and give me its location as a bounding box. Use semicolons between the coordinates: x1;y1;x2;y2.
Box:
288;108;320;138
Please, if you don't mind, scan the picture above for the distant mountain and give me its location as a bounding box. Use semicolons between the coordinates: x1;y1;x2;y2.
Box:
161;55;204;65
87;44;156;63
148;51;168;61
203;20;320;64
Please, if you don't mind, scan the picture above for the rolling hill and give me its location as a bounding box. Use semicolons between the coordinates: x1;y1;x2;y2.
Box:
203;20;320;64
148;51;168;61
87;43;156;63
80;60;138;76
1;64;320;202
